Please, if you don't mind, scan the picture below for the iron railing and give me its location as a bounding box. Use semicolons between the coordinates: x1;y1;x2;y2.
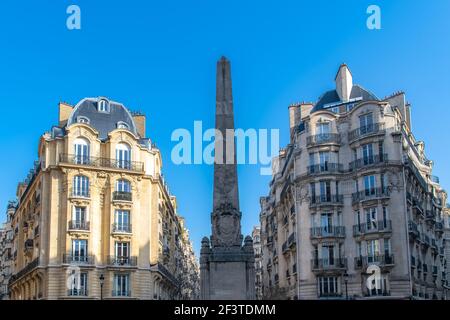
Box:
348;122;385;141
352;187;390;203
311;258;347;271
310;194;344;206
354;254;394;269
63;254;94;264
113;191;132;201
112;223;132;233
59;154;144;172
310;226;345;239
306;133;340;146
68;221;90;231
288;232;296;247
353;220;392;236
349;154;389;171
307;163;344;175
107;256;137;266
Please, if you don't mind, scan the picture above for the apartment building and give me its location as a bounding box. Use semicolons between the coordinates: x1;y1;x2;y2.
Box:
260;65;449;300
0;203;15;299
3;97;199;300
252;226;263;300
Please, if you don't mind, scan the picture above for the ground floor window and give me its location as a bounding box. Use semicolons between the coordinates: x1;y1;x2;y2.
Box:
113;273;130;297
318;276;340;297
68;272;88;296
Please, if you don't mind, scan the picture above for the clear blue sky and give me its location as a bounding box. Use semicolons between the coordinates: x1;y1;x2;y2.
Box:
1;0;449;256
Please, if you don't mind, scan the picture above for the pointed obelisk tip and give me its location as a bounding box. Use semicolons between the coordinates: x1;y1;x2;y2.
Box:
219;56;229;63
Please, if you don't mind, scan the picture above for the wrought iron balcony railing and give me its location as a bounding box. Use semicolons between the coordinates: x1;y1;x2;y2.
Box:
113;191;132;201
306;133;340;146
352;187;390;203
408;221;419;238
112;289;131;297
59;154;144;172
307;163;344;175
67;288;88;296
70;188;90;198
349;154;389;171
348;122;385;141
112;223;132;233
63;254;94;264
288;232;296;247
353;220;392;236
354;254;394;269
310;194;344;206
310;226;345;239
107;256;137;266
68;220;90;231
311;258;347;271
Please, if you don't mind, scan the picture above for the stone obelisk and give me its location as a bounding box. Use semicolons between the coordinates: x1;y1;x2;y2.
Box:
200;57;255;300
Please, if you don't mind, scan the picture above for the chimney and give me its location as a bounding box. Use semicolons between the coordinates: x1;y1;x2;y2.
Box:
335;64;353;102
58;102;73;127
133;114;146;138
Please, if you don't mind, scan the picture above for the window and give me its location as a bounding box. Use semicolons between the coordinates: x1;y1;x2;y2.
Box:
320;181;331;202
367;239;380;261
115;242;130;264
113;274;130;297
364;175;376;195
359;113;373;133
72;207;87;229
310;183;316;203
76;116;90;124
73;175;89;197
69;272;88;296
117;121;129;129
384;238;391;256
382;207;388;227
321;245;335;265
367;274;389;296
362;144;374;165
74;138;90;165
116;179;131;193
98;99;109;112
320;213;333;234
317;122;330;135
365;207;378;230
319;152;330;171
309;153;315;166
71;239;88;262
318;277;340;297
116;143;131;169
114;210;130;232
378;141;384;161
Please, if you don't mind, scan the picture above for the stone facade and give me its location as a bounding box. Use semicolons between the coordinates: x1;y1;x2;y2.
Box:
260;65;449;300
0;203;15;299
253;226;263;300
2;97;199;300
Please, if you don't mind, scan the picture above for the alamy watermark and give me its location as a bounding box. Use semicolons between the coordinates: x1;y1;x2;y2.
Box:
171;121;279;176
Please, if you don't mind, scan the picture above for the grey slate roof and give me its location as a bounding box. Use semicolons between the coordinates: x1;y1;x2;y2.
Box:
66;98;138;140
312;84;379;112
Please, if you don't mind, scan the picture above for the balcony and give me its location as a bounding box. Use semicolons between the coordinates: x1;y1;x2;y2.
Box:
288;232;296;248
282;241;289;254
112;289;131;297
412;199;424;215
63;254;94;265
310;226;345;239
307;163;344;175
348;122;385;142
421;235;430;250
349;154;389;172
112;223;132;234
311;258;347;272
352;187;390;204
292;263;297;274
68;288;88;297
353;220;392;237
68;220;90;231
411;255;416;268
107;256;137;267
431;239;438;253
408;221;419;239
274;273;279;283
24;239;34;253
306;133;340;147
435;222;444;234
425;210;435;223
354;254;394;269
59;154;144;172
112;191;132;202
432;266;438;278
70;188;90;199
310;194;343;207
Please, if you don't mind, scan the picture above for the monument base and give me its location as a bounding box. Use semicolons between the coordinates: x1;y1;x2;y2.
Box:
200;240;255;300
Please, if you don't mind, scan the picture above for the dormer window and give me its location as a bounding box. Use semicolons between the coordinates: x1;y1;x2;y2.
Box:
117;121;129;129
77;116;90;124
98;99;109;113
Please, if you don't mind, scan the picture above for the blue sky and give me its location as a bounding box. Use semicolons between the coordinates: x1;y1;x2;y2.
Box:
1;0;449;256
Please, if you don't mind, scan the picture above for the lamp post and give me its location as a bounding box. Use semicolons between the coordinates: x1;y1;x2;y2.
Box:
99;274;104;300
343;272;349;300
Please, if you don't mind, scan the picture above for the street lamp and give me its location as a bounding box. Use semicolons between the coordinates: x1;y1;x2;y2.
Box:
99;274;105;300
343;272;349;300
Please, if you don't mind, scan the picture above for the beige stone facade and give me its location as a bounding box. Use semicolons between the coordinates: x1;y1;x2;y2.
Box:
4;97;199;300
0;203;15;299
252;226;263;300
260;65;449;300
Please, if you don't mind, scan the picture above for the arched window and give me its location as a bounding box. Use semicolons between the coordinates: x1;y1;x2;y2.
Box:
117;121;129;129
116;143;131;169
73;175;89;197
74;138;90;165
98;99;109;113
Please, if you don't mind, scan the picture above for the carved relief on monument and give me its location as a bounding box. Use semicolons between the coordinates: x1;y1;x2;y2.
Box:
212;203;242;247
